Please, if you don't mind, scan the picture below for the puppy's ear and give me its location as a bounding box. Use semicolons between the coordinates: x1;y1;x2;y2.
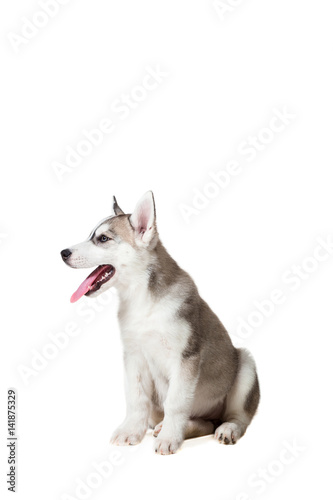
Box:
130;191;156;246
112;196;124;216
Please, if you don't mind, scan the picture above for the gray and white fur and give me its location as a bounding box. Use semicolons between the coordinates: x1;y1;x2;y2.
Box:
61;191;260;455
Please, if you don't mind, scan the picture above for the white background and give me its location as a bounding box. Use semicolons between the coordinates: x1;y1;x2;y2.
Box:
1;1;333;499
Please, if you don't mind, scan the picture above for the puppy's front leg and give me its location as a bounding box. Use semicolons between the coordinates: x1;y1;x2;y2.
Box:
155;357;199;455
110;351;151;446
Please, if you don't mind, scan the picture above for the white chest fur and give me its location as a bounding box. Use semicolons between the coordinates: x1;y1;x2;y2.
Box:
118;289;190;381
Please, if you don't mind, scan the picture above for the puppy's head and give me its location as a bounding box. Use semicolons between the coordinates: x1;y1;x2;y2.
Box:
61;191;158;302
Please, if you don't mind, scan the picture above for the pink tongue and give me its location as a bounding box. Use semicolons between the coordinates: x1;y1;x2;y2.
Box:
70;266;104;303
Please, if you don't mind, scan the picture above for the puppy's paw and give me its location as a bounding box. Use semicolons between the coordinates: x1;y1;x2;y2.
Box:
110;423;146;446
214;422;241;445
153;421;163;437
154;433;183;455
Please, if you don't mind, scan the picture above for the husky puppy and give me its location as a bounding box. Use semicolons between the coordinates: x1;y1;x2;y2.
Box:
61;192;260;455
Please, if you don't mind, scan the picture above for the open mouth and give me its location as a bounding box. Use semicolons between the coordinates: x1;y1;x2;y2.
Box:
70;265;115;303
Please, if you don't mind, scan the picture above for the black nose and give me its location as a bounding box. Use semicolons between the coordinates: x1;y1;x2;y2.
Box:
61;249;72;261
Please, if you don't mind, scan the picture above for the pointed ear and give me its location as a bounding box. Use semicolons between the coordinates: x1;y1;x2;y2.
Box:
112;196;124;216
130;191;156;245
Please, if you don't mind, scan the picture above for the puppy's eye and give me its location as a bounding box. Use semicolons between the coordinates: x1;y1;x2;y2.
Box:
99;235;111;243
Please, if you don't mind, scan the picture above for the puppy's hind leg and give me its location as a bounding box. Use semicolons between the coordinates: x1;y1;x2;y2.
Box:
154;418;215;439
185;418;215;439
215;348;260;445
